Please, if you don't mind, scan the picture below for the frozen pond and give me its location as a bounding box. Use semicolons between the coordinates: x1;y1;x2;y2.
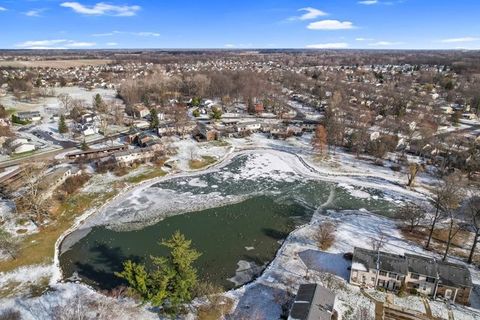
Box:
59;153;402;290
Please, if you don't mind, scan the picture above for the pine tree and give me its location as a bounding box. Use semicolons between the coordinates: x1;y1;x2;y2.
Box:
210;107;222;121
58;115;68;134
116;231;201;310
80;140;89;151
160;231;201;308
149;108;159;129
93;93;104;112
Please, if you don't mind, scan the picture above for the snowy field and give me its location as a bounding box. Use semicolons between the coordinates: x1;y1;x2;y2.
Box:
1;134;480;319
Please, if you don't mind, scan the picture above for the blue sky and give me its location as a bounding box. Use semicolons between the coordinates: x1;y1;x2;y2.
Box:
0;0;479;49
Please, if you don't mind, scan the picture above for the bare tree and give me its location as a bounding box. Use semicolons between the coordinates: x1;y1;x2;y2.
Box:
315;222;336;250
311;125;328;157
426;173;463;249
406;163;423;187
465;195;480;264
58;93;73;113
371;231;388;251
14;162;50;226
441;175;465;261
396;202;427;232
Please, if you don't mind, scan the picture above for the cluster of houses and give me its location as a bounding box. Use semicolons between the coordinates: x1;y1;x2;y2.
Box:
286;247;474;320
194;118;316;141
350;247;472;305
0;62;154;90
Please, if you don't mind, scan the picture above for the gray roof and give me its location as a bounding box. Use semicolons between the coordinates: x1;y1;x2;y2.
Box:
378;251;408;275
289;284;335;320
352;247;407;275
352;247;377;272
405;253;438;278
437;261;472;288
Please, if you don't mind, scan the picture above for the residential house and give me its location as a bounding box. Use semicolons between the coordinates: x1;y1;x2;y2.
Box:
234;121;261;133
9;138;36;154
157;122;196;137
288;284;337;320
16;111;42;122
195;122;219;141
254;103;264;113
435;261;472;305
404;253;438;296
133;104;150;118
350;247;473;305
113;145;162;167
66;145;129;161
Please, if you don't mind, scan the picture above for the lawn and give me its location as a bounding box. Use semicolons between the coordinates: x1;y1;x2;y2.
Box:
124;167;167;184
0;191;117;273
189;156;217;170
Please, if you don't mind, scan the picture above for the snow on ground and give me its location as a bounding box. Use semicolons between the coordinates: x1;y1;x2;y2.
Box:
2;134;480;319
0;282;159;320
224;209;480;319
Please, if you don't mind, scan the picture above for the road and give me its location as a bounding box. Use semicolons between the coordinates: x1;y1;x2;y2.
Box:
32;130;77;149
0;131;129;170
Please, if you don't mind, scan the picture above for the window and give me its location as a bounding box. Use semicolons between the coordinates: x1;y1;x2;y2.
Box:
426;277;436;283
371;277;376;282
411;273;420;280
389;272;398;279
379;271;387;277
378;280;385;287
413;283;420;289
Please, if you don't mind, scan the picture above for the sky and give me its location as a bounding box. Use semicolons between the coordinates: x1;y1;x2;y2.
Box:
0;0;479;50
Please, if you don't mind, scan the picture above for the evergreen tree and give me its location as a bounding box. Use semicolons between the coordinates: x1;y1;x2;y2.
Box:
80;139;89;151
210;107;222;121
116;231;201;311
58;115;68;134
93;93;104;112
150;108;159;129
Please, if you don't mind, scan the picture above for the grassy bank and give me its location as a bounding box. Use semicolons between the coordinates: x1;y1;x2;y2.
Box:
124;167;167;184
189;156;217;170
0;191;117;273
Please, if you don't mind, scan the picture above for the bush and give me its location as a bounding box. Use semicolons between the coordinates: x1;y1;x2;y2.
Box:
315;222;336;250
11;114;30;125
63;174;90;195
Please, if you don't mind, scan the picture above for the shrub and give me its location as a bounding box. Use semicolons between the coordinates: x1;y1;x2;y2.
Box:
315;222;336;250
63;174;90;195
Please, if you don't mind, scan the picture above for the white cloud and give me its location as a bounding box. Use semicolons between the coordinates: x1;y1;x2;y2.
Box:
16;39;96;49
61;2;141;17
289;7;328;21
439;37;479;43
92;30;159;37
356;37;374;41
223;43;253;48
135;32;160;37
306;42;349;49
369;41;404;46
0;6;7;11
67;41;96;47
307;20;355;30
24;9;46;17
359;0;379;5
106;42;118;46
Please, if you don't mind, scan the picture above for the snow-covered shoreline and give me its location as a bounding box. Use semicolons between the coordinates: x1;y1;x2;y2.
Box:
4;139;477;319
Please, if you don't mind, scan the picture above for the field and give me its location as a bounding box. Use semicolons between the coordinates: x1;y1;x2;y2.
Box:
0;59;112;68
